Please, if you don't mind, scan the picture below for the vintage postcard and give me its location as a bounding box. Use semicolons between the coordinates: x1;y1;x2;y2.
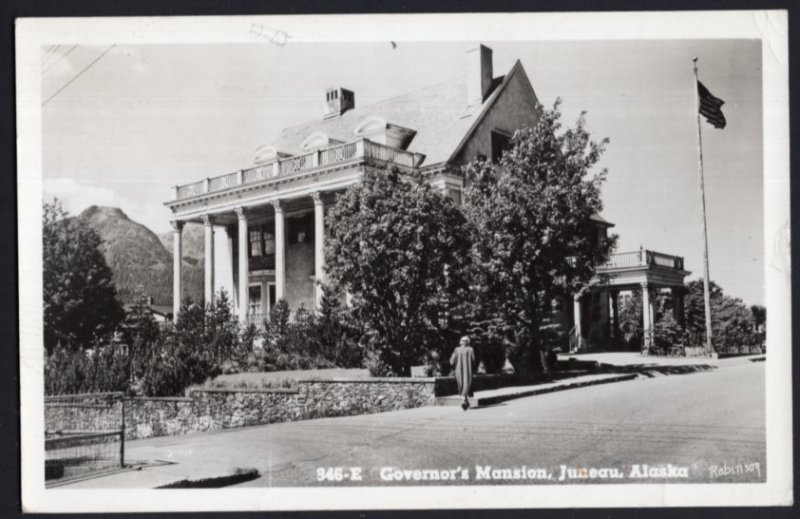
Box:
17;11;791;512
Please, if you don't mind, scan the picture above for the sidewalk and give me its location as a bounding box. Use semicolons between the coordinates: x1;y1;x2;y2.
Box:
559;351;764;368
436;372;638;408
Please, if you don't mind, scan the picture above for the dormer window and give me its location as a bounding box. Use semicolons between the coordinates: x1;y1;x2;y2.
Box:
253;145;290;165
300;132;343;151
354;116;416;150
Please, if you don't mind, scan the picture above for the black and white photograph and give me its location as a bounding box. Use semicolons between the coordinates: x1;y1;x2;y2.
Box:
16;11;791;512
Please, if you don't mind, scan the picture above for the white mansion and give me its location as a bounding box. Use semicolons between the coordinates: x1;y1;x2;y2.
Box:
165;44;690;352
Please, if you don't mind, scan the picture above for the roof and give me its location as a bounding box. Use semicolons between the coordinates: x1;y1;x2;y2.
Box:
590;213;615;227
269;76;499;166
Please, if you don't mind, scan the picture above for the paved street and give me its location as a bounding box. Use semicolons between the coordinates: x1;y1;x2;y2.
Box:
70;360;765;488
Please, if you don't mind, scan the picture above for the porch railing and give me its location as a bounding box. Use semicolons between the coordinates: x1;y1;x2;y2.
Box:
599;250;684;270
172;138;424;201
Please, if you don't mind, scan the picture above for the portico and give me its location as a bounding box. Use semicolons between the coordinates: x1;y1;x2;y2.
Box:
571;248;691;353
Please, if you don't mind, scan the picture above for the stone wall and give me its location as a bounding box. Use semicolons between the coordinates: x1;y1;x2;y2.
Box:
47;378;437;442
298;378;436;418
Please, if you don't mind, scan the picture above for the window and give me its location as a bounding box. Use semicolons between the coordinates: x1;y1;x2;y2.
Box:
249;285;262;316
289;213;314;245
491;130;511;163
249;229;262;257
263;231;275;255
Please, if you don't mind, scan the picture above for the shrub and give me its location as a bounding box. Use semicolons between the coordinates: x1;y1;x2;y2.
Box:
363;349;391;377
650;313;686;356
44;341;131;395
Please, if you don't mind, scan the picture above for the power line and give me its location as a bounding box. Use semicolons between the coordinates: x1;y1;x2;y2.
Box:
42;44;116;107
43;44;78;74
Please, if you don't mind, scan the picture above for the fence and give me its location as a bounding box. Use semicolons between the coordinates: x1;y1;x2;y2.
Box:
44;392;125;483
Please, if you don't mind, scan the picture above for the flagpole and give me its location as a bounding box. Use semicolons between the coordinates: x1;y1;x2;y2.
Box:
692;57;714;357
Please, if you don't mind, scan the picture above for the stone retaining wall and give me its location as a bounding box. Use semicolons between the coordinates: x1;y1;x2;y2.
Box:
47;378;438;441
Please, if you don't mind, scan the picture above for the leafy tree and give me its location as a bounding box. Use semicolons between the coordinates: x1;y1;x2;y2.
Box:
684;279;759;352
750;305;766;333
617;291;643;350
325;167;472;376
43;199;124;353
461;101;615;379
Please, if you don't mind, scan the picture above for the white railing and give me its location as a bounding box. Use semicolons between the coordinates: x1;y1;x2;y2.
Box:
599;250;684;270
320;141;358;166
364;140;417;167
242;164;271;184
208;171;240;191
176;180;205;199
173;138;423;201
602;250;645;268
279;152;314;175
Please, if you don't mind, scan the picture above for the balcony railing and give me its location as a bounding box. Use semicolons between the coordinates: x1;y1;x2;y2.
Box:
171;139;424;201
599;249;685;270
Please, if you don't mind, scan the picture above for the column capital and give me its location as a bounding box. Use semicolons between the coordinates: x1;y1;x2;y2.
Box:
170;220;184;232
312;191;324;205
202;214;215;226
234;207;247;220
271;199;284;212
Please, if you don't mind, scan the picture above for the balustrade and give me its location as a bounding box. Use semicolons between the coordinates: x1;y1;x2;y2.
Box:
174;138;421;201
600;250;685;270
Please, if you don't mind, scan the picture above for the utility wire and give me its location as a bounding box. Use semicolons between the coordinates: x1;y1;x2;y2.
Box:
42;44;116;107
43;44;79;74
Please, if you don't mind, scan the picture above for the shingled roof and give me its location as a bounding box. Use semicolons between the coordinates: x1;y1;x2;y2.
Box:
268;75;503;167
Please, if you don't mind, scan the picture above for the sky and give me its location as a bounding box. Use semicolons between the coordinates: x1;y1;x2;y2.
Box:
41;40;764;306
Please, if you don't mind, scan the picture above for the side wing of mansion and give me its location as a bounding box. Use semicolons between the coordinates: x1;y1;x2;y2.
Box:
165;44;690;352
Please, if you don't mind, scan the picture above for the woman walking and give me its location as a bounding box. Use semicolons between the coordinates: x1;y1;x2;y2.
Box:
450;336;475;410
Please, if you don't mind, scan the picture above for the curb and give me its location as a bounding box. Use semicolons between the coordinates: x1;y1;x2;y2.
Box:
438;373;639;407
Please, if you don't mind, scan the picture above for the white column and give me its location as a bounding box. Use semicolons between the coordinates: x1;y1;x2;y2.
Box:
273;200;286;301
313;192;325;308
203;214;215;305
225;225;235;313
236;207;249;324
642;282;653;352
171;220;184;319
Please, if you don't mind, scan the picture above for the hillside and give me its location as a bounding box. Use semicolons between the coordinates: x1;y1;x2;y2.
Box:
76;206;203;305
158;223;205;266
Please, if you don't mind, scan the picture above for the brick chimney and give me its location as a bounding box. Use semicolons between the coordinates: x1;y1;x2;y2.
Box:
323;87;355;119
466;44;493;106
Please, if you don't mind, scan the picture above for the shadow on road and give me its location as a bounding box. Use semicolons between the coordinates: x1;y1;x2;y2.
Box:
596;363;717;378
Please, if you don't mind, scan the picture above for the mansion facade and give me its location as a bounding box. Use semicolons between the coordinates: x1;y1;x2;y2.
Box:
165;44;690;352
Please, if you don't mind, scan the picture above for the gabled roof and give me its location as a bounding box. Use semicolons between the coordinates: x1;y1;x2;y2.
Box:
269;76;498;166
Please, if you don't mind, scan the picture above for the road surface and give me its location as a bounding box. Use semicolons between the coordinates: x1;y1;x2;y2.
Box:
72;360;765;487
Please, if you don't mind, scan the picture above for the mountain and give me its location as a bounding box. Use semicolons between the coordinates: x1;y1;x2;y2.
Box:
158;223;205;267
76;206;203;305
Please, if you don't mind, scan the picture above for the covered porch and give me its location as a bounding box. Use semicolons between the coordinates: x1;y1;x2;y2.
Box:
571;249;691;353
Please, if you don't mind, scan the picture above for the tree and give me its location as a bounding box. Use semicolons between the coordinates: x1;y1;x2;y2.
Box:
121;287;161;381
461;100;615;378
43;199;124;353
750;305;766;333
312;285;364;368
617;291;643;351
684;279;759;352
325;167;472;376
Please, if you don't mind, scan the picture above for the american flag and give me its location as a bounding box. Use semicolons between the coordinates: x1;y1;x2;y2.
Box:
697;81;727;129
